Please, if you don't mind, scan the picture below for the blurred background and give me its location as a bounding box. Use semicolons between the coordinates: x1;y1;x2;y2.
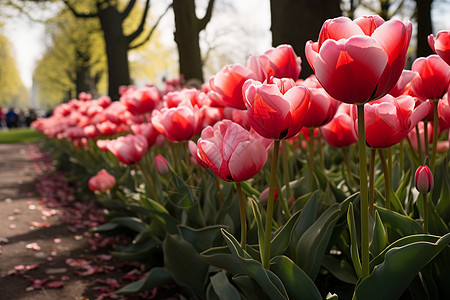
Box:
0;0;449;111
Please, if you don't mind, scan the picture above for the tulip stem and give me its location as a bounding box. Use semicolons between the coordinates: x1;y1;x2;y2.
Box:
276;177;291;219
308;128;315;192
262;140;280;269
318;130;325;170
422;193;428;233
378;149;391;210
357;104;369;279
235;182;247;249
424;121;430;159
343;147;355;187
169;142;181;174
416;124;424;163
215;176;223;206
430;99;439;172
399;140;404;172
137;162;157;200
281;140;292;208
369;149;376;218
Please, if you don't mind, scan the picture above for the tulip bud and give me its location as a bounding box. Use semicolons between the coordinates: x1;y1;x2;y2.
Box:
259;186;278;206
154;154;171;176
415;165;434;194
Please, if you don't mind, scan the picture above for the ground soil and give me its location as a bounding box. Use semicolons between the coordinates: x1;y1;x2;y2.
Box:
0;143;149;300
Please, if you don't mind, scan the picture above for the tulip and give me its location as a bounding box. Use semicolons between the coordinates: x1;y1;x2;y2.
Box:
364;95;433;148
88;169;116;193
120;86;161;115
154;154;171;176
130;123;160;148
411;55;450;101
388;70;417;97
320;104;358;148
300;84;339;128
243;77;310;140
208;64;256;109
438;92;450;125
305;15;412;104
196;120;267;182
415;165;434;232
428;30;450;66
106;134;148;165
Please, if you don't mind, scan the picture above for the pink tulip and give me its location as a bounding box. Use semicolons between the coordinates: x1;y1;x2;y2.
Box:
428;30;450;66
151;101;203;142
320;104;358;148
407;121;433;153
88;169;116;193
364;95;433;148
243;78;310;140
411;55;450;101
120;86;160;115
438;92;450;125
154;154;171;176
197;120;268;182
415;165;434;194
305;15;412;104
388;70;417;97
106;134;148;165
208;64;256;109
97;120;118;136
130;123;160;147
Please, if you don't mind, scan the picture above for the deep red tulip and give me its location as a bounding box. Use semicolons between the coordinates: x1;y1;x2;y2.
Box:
428;30;450;66
88;169;116;193
151;101;203;142
209;64;256;109
106;134;148;165
306;15;412;104
197;120;268;182
415;165;434;194
411;55;450;101
120;86;160;115
364;95;433;148
243;78;310;140
320;104;358;148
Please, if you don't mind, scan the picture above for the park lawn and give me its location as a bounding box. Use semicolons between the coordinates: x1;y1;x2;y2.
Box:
0;128;42;144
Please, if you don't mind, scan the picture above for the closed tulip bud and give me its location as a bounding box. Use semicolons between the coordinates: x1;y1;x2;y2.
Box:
415;165;434;194
154;154;171;176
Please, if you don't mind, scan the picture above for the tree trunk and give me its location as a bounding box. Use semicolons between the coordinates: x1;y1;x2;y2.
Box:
172;0;204;83
97;5;131;100
270;0;341;79
416;0;434;59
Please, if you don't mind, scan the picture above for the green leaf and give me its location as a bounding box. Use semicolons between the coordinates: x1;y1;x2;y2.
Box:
163;234;209;298
91;222;119;233
375;205;423;237
116;267;172;294
250;198;264;261
395;169;411;207
210;270;241;300
140;197;179;234
270;209;302;257
233;275;270;300
111;238;159;261
291;191;320;243
270;255;322;300
322;255;357;284
354;233;450;300
370;211;388;258
347;202;362;278
436;160;450;223
110;216;147;232
179;224;226;253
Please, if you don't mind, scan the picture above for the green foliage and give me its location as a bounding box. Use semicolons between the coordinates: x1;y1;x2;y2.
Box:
0;128;41;143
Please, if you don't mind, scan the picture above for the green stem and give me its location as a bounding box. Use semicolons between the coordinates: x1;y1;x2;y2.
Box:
215;176;223;206
137;162;157;199
281;140;291;204
357;104;369;279
343;147;355;187
416;124;423;163
369;149;376;218
378;149;391;210
399;139;404;172
236;182;247;249
262;140;280;269
424;121;430;159
276;177;291;219
308;128;315;192
169;142;181;174
422;193;428;233
318;129;325;170
430;99;439;172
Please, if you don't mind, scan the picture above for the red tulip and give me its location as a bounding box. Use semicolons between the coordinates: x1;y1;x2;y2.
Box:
428;30;450;66
97;120;118;136
388;70;417;97
106;134;148;165
208;64;256;109
88;169;116;193
415;165;434;194
305;15;412;104
197;120;268;182
120;86;160;115
364;95;433;148
407;121;433;153
130;122;160;147
438;92;450;126
243;78;310;140
151;101;203;142
411;55;450;101
320;104;358;148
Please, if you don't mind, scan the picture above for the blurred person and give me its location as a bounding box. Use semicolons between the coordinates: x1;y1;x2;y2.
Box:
26;108;37;127
5;107;18;129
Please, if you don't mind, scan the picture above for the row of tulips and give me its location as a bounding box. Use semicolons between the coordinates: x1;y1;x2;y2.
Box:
32;15;450;299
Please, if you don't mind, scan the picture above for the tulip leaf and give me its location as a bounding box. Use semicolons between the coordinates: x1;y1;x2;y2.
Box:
370;211;388;258
91;221;119;233
426;200;449;235
111;237;159;261
322;255;357;284
250;198;264;261
233;275;270;300
270;209;301;257
163;234;209;299
395;169;411;208
353;233;450;300
375;205;423;237
270;255;322;300
347;202;362;278
436;160;450;223
209;270;241;300
291;191;320;243
179;224;226;253
140;197;179;234
110;216;147;232
116;267;172;294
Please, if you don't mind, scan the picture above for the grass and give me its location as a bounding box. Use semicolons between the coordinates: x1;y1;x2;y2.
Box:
0;128;42;144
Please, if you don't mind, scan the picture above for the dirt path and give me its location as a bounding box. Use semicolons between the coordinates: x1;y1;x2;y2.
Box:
0;144;139;300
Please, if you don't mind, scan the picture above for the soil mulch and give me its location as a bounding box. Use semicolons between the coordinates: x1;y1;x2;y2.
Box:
0;143;163;300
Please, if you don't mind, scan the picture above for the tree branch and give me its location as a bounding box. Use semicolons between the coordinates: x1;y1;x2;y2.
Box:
126;0;151;44
128;3;172;50
63;0;98;18
197;0;216;32
121;0;137;20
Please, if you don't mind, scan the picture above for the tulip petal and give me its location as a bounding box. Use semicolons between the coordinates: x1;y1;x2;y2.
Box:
318;17;365;47
229;140;267;182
